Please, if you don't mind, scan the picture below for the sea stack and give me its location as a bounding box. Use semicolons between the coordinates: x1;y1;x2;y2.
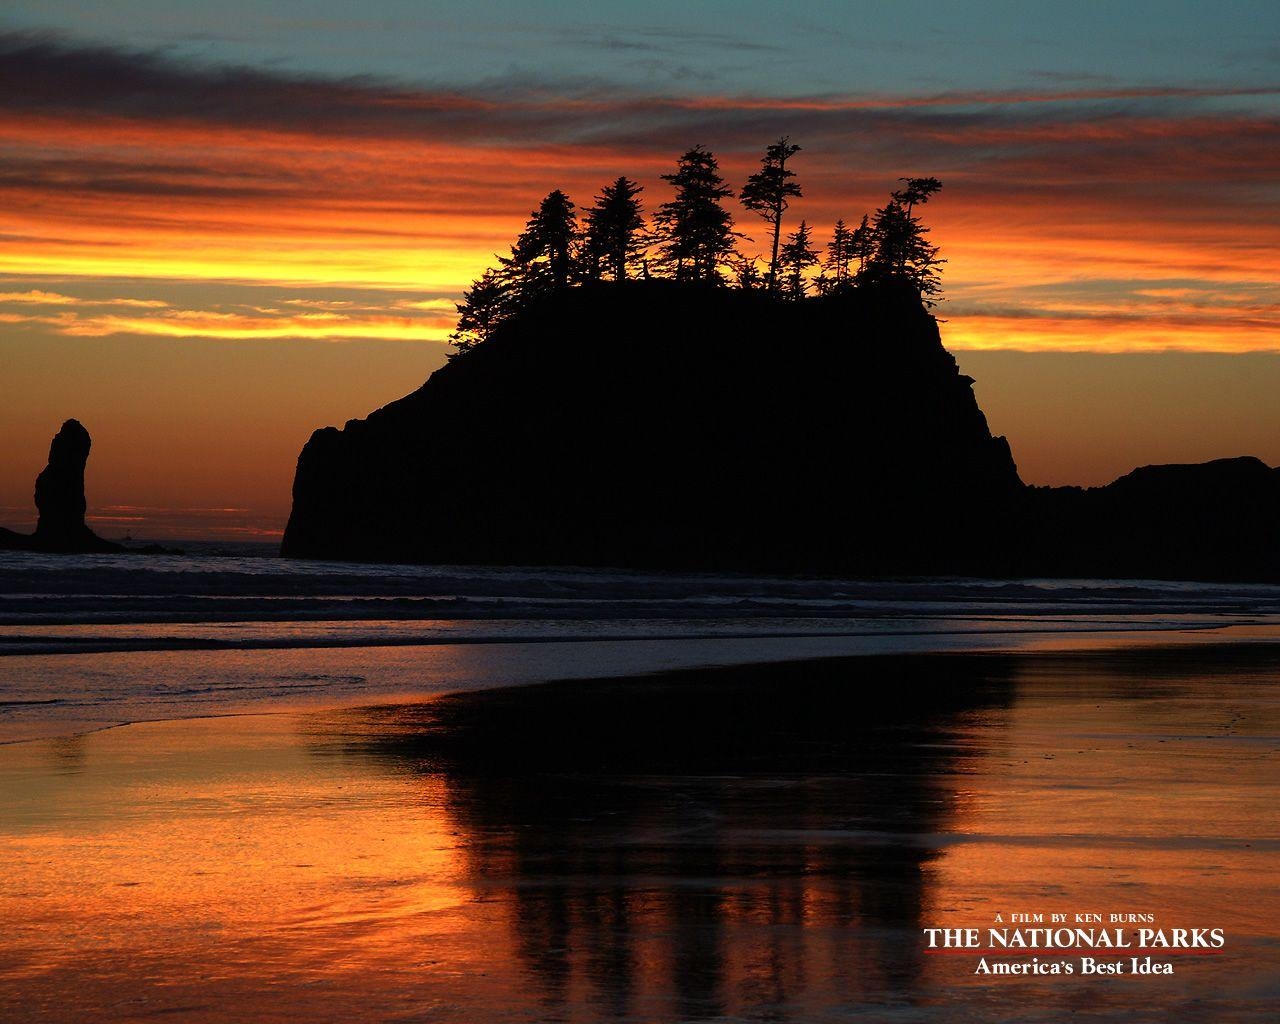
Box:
0;420;122;554
282;281;1023;573
282;281;1280;581
34;419;94;547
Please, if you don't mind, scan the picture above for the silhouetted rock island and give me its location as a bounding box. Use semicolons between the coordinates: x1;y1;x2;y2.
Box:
0;419;123;554
282;282;1280;581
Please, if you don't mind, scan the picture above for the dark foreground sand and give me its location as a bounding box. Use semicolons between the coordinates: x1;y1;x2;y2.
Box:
1;644;1276;1022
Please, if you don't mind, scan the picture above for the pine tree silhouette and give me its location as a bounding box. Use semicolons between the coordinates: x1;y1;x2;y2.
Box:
778;220;820;299
582;177;646;282
862;180;945;304
500;189;579;294
654;146;737;283
450;269;512;354
823;218;854;289
740;138;802;292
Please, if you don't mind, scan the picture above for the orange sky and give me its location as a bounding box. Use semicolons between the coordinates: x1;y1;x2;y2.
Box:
1;35;1277;541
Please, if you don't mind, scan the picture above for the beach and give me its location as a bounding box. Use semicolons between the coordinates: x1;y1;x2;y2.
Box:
1;553;1278;1022
6;3;1276;1019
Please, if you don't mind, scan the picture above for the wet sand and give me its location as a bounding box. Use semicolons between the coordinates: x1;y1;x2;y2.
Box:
1;644;1277;1022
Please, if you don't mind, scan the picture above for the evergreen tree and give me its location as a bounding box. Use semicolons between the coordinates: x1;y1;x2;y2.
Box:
582;177;646;282
729;254;764;290
823;218;854;288
849;214;875;277
739;137;802;292
893;176;942;218
862;179;945;304
777;220;819;299
500;189;578;295
450;269;512;355
654;146;737;283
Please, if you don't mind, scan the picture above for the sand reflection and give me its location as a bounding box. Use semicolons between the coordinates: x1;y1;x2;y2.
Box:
311;656;1016;1019
0;647;1276;1022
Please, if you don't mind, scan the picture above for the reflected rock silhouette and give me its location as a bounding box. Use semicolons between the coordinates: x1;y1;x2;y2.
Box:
312;655;1017;1020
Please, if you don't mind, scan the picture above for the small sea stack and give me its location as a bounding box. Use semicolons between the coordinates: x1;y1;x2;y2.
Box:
0;419;122;554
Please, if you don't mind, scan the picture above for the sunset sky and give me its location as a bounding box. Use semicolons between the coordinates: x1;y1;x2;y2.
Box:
2;2;1278;541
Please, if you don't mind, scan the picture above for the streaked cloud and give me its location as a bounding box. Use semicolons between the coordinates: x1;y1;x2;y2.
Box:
0;289;170;308
0;300;454;342
0;31;1276;353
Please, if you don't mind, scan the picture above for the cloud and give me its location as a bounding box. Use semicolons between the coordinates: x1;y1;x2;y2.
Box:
3;30;1275;146
0;300;453;342
282;298;358;309
564;25;785;57
0;31;526;141
0;31;1276;352
0;289;80;305
0;289;168;308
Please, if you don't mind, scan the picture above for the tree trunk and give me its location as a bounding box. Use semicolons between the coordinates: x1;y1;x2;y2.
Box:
768;206;782;290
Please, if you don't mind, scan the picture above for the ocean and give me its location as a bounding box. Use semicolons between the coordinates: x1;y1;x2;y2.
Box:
4;549;1280;743
1;551;1277;1021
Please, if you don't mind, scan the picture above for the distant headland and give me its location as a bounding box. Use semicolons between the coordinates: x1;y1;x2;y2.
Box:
281;141;1280;581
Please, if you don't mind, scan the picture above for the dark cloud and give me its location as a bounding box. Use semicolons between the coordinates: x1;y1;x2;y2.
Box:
3;29;1275;156
1;30;1275;275
0;31;521;139
947;302;1279;333
0;231;124;248
0;156;302;201
564;24;784;55
566;31;666;54
1025;69;1119;84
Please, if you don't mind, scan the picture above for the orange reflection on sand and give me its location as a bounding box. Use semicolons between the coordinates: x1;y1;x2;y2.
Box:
1;646;1277;1021
0;715;524;1016
921;651;1279;982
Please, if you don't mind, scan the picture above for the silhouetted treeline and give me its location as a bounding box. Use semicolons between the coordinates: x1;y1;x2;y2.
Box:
451;139;946;353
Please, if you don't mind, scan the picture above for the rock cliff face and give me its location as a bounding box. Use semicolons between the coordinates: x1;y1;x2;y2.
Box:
34;419;93;544
0;419;121;554
283;281;1280;580
1025;457;1280;582
283;281;1023;573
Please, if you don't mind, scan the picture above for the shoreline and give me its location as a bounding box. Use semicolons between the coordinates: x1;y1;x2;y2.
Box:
3;625;1279;749
2;615;1272;656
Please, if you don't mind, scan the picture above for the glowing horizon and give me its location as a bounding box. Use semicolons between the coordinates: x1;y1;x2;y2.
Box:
1;15;1277;540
